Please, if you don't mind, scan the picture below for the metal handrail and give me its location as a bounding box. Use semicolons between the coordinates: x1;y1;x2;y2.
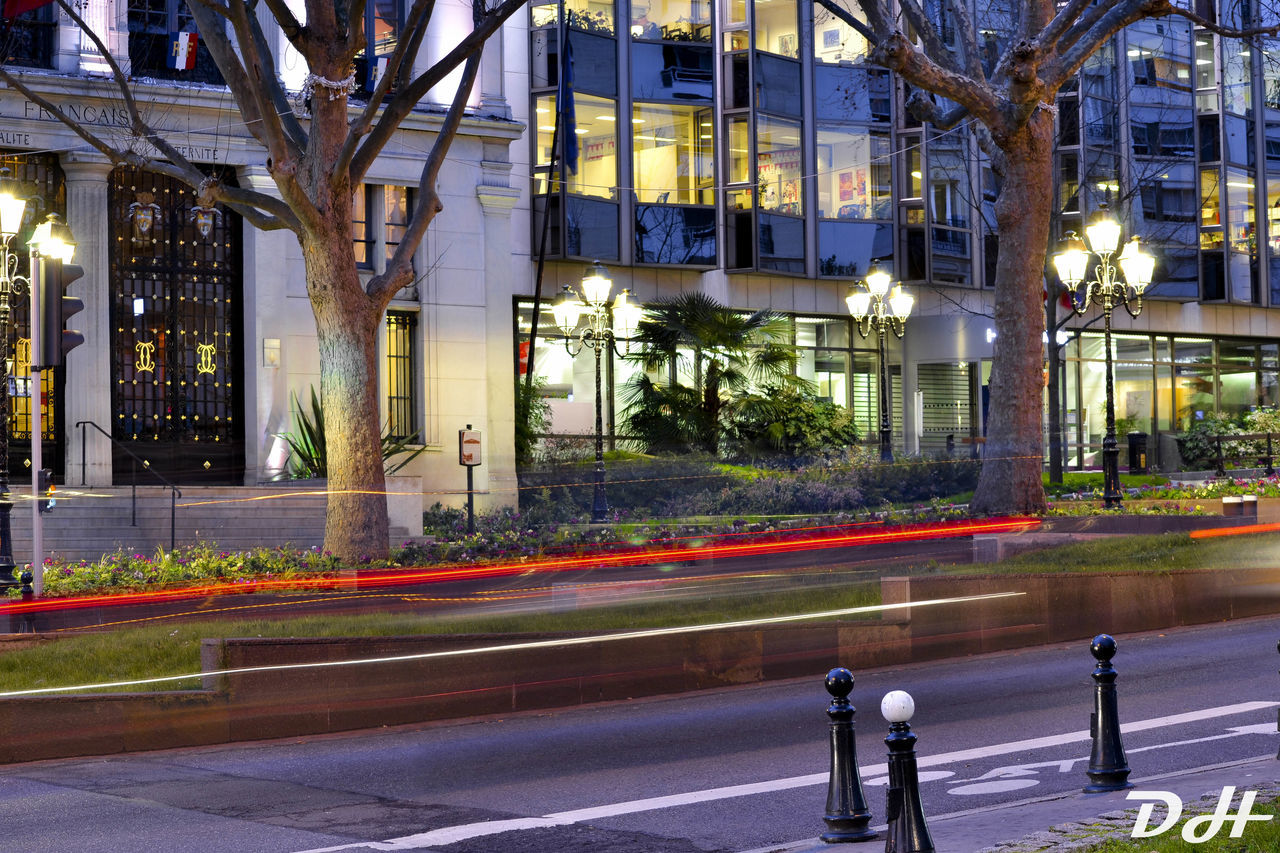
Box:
75;421;182;550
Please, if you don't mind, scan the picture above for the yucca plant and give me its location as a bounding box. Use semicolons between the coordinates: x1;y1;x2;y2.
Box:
278;387;424;478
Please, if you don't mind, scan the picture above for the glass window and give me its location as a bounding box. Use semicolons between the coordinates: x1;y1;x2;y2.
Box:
754;0;797;57
385;185;413;266
629;0;711;41
815;64;891;122
633;103;715;204
632;43;713;101
1200;167;1223;249
755;52;802;116
725;116;751;185
535;92;618;199
1223;38;1252;114
566;0;615;36
353;185;373;269
816;127;891;220
818;220;892;277
813;0;869;64
902;140;922;199
385;312;419;441
758;212;804;272
757;115;803;214
567;196;619;259
1225;168;1256;256
634;205;716;264
569;31;620;96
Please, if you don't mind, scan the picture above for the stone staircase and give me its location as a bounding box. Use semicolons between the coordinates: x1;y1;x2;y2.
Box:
0;485;413;563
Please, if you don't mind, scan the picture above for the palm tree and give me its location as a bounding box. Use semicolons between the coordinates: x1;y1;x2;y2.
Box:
622;293;805;454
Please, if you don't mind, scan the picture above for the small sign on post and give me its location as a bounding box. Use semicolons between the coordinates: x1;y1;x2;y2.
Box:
459;427;482;466
459;425;481;534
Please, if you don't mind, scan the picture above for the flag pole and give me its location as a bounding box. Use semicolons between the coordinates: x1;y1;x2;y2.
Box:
524;12;569;397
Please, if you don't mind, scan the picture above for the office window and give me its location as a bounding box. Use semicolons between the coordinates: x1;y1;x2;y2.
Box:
629;0;710;41
816;126;891;220
535;92;618;199
757;115;803;214
633;103;714;204
386;312;419;441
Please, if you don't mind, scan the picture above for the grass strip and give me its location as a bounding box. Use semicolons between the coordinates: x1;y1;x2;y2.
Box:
0;577;880;693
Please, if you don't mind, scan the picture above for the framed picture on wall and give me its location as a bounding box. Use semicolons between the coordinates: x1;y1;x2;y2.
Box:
823;29;840;49
778;33;797;57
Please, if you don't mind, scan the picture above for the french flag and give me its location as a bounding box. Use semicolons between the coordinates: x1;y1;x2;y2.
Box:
168;31;198;70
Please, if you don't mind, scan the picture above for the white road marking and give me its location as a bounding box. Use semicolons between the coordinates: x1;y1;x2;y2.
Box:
290;700;1278;853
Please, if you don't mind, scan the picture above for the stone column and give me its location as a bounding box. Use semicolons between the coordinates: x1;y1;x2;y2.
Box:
60;151;112;485
235;165;294;484
477;149;521;511
477;25;510;119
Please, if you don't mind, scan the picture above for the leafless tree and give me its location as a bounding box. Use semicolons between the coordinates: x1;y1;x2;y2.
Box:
817;0;1279;513
0;0;527;559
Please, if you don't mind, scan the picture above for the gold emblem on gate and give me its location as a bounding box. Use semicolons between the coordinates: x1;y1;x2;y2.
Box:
135;341;156;373
14;338;29;373
196;341;217;375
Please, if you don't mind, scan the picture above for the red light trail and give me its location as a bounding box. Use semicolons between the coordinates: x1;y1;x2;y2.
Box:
0;516;1039;615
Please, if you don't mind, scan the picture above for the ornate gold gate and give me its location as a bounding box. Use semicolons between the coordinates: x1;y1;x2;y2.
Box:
108;166;243;484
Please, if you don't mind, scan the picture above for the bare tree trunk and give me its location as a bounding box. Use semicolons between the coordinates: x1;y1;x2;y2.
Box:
970;112;1054;515
303;224;389;561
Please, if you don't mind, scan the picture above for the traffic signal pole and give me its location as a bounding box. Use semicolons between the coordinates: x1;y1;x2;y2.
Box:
29;250;42;596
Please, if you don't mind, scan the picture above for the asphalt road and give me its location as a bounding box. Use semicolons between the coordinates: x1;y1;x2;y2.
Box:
0;615;1277;852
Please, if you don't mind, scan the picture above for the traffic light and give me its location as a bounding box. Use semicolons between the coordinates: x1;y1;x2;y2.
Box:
37;468;54;513
34;257;84;370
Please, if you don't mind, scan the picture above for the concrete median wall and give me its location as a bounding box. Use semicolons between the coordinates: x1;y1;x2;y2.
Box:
3;566;1279;764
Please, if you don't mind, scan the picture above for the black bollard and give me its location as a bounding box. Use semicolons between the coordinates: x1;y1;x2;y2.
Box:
818;667;876;843
1084;633;1132;792
881;690;934;853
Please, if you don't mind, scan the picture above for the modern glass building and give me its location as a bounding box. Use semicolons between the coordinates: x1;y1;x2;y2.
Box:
517;0;1280;469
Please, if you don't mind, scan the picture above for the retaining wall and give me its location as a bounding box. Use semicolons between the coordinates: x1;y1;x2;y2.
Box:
3;565;1280;764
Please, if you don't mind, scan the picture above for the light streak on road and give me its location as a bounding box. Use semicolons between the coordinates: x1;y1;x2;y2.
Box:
0;591;1024;697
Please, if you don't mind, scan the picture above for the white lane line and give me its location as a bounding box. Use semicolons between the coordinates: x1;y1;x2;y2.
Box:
290;700;1278;853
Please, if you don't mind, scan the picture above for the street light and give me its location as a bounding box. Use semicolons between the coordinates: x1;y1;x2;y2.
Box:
0;172;68;589
554;261;641;523
1053;205;1154;508
847;265;913;463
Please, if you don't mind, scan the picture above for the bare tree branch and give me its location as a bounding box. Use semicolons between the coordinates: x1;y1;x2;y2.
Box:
335;0;437;181
945;0;987;84
259;0;310;51
369;53;481;302
896;0;965;79
871;31;1002;129
242;0;310;151
223;0;306;165
1037;0;1094;52
350;0;527;184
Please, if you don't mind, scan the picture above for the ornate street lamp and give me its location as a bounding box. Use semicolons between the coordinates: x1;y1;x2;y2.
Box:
1053;205;1154;508
554;261;641;522
847;265;913;463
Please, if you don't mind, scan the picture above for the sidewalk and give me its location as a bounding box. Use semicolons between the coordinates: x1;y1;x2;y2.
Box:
741;754;1280;852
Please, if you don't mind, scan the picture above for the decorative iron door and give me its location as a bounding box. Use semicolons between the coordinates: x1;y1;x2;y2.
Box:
0;153;65;480
108;167;244;484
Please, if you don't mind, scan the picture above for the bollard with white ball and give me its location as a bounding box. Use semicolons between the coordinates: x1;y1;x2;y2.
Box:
881;690;935;853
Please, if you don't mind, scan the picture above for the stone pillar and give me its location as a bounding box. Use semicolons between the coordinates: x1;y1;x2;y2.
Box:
60;151;113;485
235;165;294;484
477;25;510;119
477;149;520;511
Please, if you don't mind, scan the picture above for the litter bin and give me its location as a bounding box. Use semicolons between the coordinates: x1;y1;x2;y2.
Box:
1127;431;1149;474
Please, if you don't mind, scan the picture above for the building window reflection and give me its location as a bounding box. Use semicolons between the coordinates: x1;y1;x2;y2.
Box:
633;103;714;204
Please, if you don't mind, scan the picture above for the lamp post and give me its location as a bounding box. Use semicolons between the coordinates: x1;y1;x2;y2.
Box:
553;261;641;523
847;266;913;463
0;173;65;589
1053;206;1154;509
